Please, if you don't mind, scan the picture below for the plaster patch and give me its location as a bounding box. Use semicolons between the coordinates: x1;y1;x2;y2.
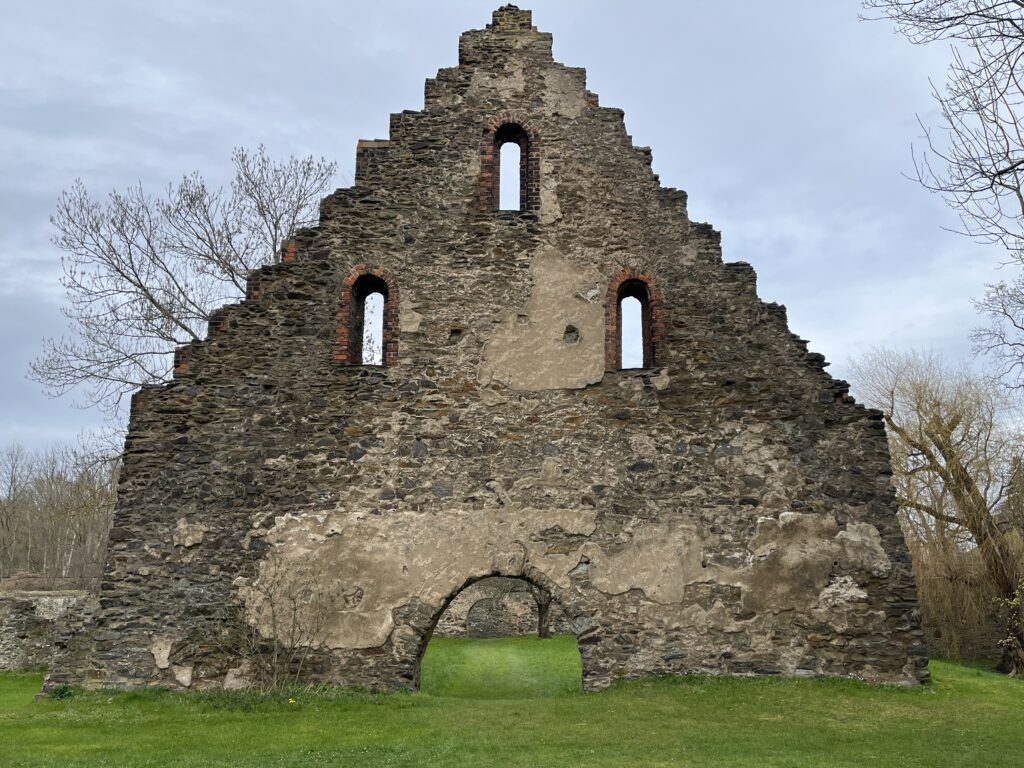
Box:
150;636;173;670
241;506;598;650
539;158;562;224
479;247;605;390
742;515;892;613
818;576;869;609
467;65;526;100
742;513;841;613
583;521;706;604
542;68;587;117
836;522;892;577
399;296;423;333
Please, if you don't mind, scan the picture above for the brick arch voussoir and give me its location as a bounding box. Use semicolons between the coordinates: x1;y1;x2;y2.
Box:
335;264;401;367
486;112;539;143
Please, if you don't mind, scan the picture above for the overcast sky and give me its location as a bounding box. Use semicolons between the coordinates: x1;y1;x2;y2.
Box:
0;0;1004;450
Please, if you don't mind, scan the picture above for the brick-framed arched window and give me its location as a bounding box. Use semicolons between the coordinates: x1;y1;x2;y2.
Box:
478;113;540;213
335;265;399;367
605;268;666;371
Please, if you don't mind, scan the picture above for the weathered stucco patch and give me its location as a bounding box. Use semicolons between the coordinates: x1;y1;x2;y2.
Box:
150;636;173;670
836;522;892;578
479;247;605;390
240;506;598;650
539;157;561;224
742;513;840;613
582;521;706;604
542;68;587;117
399;294;423;334
817;576;869;609
741;513;891;613
467;64;526;100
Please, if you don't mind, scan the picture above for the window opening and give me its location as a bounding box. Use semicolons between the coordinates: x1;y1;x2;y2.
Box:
361;292;384;365
499;141;521;210
347;272;390;366
620;296;644;368
491;122;530;212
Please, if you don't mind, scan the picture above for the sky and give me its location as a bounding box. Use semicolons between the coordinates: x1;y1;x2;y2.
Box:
0;0;1006;450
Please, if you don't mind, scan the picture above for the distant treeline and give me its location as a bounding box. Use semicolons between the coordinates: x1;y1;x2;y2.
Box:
0;443;116;591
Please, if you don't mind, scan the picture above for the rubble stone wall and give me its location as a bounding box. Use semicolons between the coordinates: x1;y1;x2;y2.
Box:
1;592;88;671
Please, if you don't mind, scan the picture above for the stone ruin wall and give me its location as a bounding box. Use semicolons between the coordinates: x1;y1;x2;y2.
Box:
0;592;88;672
46;6;928;693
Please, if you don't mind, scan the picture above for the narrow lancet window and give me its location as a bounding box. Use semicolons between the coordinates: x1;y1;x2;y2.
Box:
499;141;521;210
612;278;655;370
361;291;384;365
489;122;531;212
620;295;644;369
337;267;398;367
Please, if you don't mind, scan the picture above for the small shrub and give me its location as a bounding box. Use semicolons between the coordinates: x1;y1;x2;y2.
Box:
49;683;73;700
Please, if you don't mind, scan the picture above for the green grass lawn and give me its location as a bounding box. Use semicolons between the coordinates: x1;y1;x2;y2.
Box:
1;636;1021;767
421;635;582;698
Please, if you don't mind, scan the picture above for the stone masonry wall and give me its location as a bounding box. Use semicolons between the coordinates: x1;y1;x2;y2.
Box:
1;592;88;671
47;5;927;693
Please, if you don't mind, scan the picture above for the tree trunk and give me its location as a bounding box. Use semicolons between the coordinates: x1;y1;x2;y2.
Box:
996;639;1024;676
529;584;553;639
537;597;551;639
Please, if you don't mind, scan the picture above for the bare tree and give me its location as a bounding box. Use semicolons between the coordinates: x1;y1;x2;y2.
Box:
864;2;1024;383
851;348;1024;673
31;146;337;415
0;444;30;582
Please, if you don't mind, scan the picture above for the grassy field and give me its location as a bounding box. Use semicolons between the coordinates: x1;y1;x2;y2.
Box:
0;635;1021;767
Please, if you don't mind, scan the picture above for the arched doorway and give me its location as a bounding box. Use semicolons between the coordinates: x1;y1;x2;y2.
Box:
418;575;582;697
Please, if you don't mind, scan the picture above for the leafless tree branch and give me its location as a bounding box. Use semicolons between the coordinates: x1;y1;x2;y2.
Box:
30;146;337;415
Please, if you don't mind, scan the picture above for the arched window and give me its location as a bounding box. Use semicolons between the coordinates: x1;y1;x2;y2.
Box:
335;266;399;367
479;116;540;213
495;123;528;211
499;141;521;210
620;293;644;369
606;269;664;371
360;290;385;365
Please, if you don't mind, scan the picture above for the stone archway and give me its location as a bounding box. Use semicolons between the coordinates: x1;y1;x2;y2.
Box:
433;576;573;639
415;572;583;695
